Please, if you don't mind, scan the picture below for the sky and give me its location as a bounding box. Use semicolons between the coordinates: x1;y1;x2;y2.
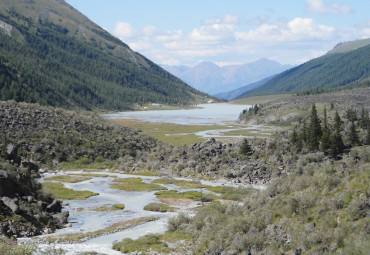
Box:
65;0;370;67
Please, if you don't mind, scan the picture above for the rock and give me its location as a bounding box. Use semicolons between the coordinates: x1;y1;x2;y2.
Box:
46;200;62;213
2;197;19;213
52;211;69;225
6;144;18;160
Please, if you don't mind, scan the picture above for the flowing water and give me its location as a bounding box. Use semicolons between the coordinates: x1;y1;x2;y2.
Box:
26;171;257;254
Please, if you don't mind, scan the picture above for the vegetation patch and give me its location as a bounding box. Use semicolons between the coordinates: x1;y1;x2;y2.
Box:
92;204;125;212
43;175;91;183
110;178;167;192
143;203;178;212
42;182;98;200
41;217;157;243
206;186;256;201
110;119;231;146
113;234;171;254
152;178;205;188
154;190;216;204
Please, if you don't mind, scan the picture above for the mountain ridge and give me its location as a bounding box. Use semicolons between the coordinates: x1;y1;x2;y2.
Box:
0;0;211;110
161;58;292;95
239;38;370;98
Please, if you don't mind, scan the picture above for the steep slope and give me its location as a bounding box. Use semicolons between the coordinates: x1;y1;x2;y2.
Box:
0;0;209;110
240;39;370;98
162;59;292;94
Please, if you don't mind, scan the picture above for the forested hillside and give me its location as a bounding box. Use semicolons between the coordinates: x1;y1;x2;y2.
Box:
0;0;210;110
239;39;370;97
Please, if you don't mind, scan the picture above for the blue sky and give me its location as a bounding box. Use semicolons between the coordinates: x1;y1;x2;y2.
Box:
66;0;370;66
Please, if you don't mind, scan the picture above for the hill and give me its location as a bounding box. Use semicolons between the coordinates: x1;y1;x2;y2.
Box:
0;0;210;110
162;58;292;95
239;38;370;98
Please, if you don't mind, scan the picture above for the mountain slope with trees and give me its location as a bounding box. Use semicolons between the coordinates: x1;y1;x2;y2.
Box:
239;39;370;98
0;0;210;110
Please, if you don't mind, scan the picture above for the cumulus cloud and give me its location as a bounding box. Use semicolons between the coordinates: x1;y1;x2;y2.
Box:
114;22;135;38
305;0;353;15
235;18;335;42
190;14;238;41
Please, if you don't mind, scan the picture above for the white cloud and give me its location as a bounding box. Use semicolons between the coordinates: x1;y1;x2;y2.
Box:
142;25;157;36
113;22;135;38
305;0;353;15
190;14;238;41
235;18;335;42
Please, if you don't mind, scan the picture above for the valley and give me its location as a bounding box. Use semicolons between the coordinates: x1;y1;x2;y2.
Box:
0;0;369;254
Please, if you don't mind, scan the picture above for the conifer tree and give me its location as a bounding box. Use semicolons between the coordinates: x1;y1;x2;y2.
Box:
330;132;345;159
308;104;322;151
301;119;307;143
239;138;252;155
349;123;359;146
334;111;342;132
320;107;331;154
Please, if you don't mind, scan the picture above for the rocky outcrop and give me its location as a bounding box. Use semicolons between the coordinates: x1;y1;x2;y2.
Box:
0;142;68;238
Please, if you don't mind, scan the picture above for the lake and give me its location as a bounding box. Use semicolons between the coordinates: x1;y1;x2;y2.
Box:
102;103;250;125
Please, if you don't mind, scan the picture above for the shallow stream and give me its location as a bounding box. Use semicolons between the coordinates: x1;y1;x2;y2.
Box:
23;171;262;254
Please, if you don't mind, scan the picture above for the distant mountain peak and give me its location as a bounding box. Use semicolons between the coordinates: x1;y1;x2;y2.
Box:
162;58;292;94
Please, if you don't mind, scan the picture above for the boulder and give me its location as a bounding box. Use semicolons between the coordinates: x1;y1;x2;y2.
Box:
2;197;19;213
46;199;62;213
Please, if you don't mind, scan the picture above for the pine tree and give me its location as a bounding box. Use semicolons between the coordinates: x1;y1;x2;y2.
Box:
349;123;359;146
239;138;252;155
301;119;307;143
308;104;322;151
330;132;345;159
320;107;331;154
334;111;342;132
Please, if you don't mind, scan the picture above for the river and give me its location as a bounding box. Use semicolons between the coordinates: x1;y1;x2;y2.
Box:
26;171;258;254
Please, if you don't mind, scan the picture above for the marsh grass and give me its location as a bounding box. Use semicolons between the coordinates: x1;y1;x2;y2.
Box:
43;175;91;183
154;190;216;204
92;204;125;212
42;217;157;243
152;178;206;188
110;177;167;191
110;119;231;146
113;234;170;254
42;182;98;200
143;203;177;212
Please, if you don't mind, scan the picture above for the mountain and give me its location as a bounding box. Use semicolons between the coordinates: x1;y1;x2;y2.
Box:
162;59;292;95
239;38;370;98
0;0;210;110
214;75;275;100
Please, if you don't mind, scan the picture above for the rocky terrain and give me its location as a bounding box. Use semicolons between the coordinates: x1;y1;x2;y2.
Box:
0;147;68;237
0;100;273;239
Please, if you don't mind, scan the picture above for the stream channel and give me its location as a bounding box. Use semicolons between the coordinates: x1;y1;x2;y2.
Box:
29;171;263;254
